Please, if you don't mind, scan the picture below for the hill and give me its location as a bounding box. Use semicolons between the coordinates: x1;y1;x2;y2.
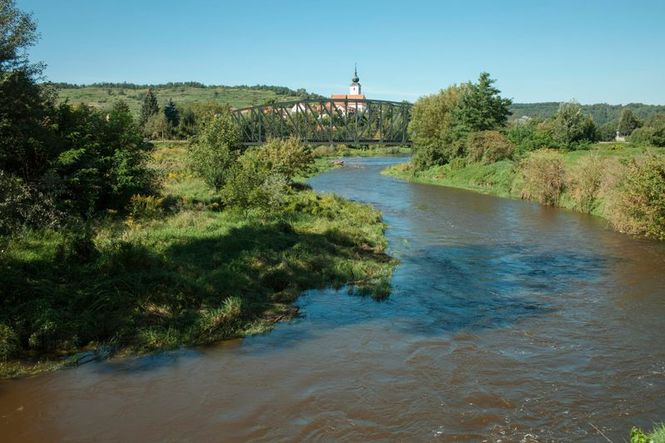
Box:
510;102;665;127
51;82;323;115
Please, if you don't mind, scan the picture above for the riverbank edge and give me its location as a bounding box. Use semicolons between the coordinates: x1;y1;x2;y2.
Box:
381;161;612;222
0;145;401;379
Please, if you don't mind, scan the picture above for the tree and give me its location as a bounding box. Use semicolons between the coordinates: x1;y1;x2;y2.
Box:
139;88;159;126
143;113;169;139
408;85;464;169
0;0;55;182
163;98;179;129
552;101;596;149
617;108;641;136
188;109;241;190
453;72;512;133
0;0;40;73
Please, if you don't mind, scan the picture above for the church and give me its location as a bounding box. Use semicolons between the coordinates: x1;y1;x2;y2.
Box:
331;65;367;112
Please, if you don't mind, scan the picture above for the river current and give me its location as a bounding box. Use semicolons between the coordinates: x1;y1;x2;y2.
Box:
1;156;664;442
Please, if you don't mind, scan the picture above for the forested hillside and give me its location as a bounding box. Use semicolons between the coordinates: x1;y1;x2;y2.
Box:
510;102;665;126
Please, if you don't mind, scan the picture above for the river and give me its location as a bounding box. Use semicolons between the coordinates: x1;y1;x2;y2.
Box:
1;156;664;442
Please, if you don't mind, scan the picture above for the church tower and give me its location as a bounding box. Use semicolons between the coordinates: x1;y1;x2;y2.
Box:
349;64;361;95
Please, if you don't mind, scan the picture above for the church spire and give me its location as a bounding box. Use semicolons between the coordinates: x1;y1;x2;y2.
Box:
352;63;359;83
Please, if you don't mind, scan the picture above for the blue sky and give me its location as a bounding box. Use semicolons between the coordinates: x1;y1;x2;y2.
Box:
17;0;665;104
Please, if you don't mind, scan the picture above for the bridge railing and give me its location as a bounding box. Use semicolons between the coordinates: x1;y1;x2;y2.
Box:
231;98;412;146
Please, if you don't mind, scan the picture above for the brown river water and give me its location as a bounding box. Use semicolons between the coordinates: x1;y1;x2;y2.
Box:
1;157;664;442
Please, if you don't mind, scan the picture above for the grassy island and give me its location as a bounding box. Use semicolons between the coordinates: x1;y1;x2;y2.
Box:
0;141;396;379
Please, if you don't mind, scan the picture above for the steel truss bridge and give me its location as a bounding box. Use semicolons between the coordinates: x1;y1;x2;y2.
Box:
231;98;412;146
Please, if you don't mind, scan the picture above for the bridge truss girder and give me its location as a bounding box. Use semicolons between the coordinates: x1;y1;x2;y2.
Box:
231;98;412;146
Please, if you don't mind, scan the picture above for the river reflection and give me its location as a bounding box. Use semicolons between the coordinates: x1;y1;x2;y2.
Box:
1;156;664;442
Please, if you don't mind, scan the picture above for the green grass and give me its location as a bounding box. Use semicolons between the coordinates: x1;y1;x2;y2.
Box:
56;85;309;115
0;142;396;378
384;159;515;197
631;423;665;443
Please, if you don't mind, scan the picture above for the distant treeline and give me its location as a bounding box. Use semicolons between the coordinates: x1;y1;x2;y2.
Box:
49;81;323;98
510;102;665;127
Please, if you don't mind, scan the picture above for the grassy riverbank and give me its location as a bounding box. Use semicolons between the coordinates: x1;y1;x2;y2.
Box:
0;142;396;378
384;143;665;237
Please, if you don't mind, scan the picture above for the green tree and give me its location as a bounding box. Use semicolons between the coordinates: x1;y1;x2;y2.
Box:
453;72;512;133
188;109;241;190
630;114;665;147
143;113;169;139
617;109;641;136
408;85;464;169
139;88;159;126
552;101;596;149
50;101;151;215
0;0;55;182
163;98;180;129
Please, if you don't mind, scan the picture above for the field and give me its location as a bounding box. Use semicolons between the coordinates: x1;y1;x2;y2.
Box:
55;84;314;115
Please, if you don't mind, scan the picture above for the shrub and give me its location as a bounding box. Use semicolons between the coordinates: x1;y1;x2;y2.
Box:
222;148;288;210
0;170;63;234
143;113;170;139
507;119;558;154
260;137;313;181
465;130;514;163
0;324;18;362
519;150;566;205
50;101;152;216
408;85;464;169
608;154;665;240
552;102;597;149
630;116;665;147
188;109;241;190
568;154;605;213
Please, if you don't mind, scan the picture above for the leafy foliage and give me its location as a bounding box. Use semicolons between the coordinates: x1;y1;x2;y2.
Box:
188;108;242;190
408;85;464;168
618;108;642;136
506;119;557;153
519;149;566;205
630;114;665;147
552;102;597;149
453;72;512;133
609;154;665;240
50;101;152;215
222;138;313;209
465;130;514;164
139;88;159;126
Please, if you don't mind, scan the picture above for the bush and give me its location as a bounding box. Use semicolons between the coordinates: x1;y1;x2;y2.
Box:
465;130;514;163
260;137;313;181
519;150;566;205
188;109;241;190
608;154;665;240
630;116;665;147
222;148;288;210
143;113;170;139
507;120;558;154
0;324;18;362
552;102;597;149
408;85;464;169
0;170;63;234
568;154;606;213
50;101;152;216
